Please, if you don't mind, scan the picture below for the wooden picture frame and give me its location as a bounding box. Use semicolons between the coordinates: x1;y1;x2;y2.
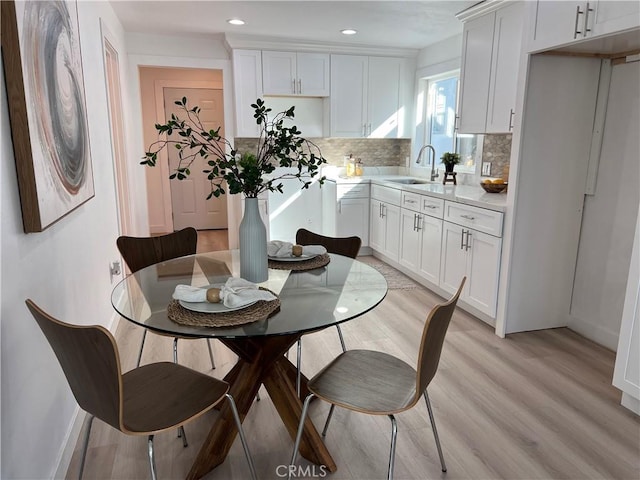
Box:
1;0;94;232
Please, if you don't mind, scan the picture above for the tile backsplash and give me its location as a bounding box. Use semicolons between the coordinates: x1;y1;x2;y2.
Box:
234;137;411;167
481;134;512;180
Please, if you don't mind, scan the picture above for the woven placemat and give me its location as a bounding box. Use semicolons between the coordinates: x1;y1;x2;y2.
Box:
167;289;280;328
268;252;330;271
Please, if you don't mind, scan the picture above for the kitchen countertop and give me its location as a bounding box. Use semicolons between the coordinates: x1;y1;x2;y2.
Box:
324;174;508;212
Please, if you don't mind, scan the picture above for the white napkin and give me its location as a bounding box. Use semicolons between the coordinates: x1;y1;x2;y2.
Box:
267;240;327;258
173;277;276;308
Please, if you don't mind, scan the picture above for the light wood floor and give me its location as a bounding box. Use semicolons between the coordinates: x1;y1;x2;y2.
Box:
67;243;640;479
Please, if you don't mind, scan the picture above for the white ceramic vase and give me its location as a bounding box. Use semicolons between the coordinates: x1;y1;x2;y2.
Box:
239;197;268;283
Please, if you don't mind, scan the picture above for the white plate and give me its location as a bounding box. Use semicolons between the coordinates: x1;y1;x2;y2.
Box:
268;254;319;262
178;284;258;313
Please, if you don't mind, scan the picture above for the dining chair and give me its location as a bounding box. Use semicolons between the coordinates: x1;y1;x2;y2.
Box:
25;299;257;480
294;228;362;396
116;227;216;370
288;277;466;480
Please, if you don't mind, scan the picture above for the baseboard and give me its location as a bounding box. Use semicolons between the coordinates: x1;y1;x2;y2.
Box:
621;392;640;416
567;315;619;351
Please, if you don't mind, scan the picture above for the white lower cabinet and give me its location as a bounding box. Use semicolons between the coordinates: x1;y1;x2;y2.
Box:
336;198;370;246
400;210;443;285
440;221;502;317
370;199;400;261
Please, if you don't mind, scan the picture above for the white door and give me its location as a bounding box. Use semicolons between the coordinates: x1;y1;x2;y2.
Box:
399;209;421;271
336;198;369;247
367;57;402;138
419;215;443;285
370;199;384;251
297;53;330;96
383;203;401;261
529;1;586;52
466;230;502;317
330;55;368;137
164;87;228;231
440;222;468;295
262;51;297;95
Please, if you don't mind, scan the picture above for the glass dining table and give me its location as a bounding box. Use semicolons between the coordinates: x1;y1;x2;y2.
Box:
111;250;387;479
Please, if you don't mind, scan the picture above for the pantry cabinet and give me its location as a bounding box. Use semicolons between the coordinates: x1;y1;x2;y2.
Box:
262;51;330;96
457;2;523;134
330;55;404;138
232;49;263;137
529;1;640;53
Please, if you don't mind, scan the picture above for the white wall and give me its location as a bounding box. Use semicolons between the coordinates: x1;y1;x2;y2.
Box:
125;31;229;59
569;61;640;350
0;2;130;478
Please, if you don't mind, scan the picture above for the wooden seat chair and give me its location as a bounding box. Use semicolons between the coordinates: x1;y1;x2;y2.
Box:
116;227;216;371
25;300;257;480
289;277;466;480
294;228;362;396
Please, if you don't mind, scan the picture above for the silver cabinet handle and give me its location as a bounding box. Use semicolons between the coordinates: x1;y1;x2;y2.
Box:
465;231;472;251
363;124;367;137
381;204;386;218
405;199;417;204
413;213;418;232
509;109;515;131
298;78;302;94
424;204;437;209
583;3;593;37
574;4;584;39
460;229;466;250
454;114;459;131
379;203;383;218
292;79;297;94
368;123;372;136
338;200;341;214
416;215;422;232
460;214;476;220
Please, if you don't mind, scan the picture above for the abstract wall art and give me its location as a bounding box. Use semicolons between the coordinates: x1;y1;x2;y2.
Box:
1;0;94;232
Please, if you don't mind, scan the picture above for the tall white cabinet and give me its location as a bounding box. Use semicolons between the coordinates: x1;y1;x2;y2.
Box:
231;49;263;137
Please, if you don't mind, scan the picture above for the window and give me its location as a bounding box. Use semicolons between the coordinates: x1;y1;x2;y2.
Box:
419;72;481;173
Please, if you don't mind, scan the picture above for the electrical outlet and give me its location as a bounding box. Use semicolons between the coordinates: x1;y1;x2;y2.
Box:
110;260;121;282
482;162;492;176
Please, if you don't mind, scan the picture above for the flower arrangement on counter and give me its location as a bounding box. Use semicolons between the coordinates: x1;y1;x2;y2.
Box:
141;98;326;198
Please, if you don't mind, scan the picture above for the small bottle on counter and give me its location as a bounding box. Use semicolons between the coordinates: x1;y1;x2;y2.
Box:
346;154;356;176
355;158;364;176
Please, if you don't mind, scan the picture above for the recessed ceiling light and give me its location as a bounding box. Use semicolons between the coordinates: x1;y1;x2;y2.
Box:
227;19;245;26
341;29;357;35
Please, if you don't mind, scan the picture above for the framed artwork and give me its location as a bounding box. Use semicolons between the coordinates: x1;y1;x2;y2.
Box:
1;0;94;232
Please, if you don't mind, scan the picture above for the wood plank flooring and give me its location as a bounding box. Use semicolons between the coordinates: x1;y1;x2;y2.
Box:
67;247;640;479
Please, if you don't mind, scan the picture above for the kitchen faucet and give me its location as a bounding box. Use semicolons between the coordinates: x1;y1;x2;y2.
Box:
415;144;439;181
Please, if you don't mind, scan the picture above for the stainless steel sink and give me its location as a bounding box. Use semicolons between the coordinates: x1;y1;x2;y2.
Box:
386;178;432;185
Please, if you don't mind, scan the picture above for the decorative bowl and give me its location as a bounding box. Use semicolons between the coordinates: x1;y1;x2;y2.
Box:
480;182;507;193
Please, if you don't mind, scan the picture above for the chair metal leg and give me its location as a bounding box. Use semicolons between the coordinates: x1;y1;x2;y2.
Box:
171;337;188;446
335;324;347;353
136;329;148;367
288;393;316;480
424;391;447;472
256;391;261;401
225;393;258;480
173;337;179;364
147;435;158;480
296;338;302;398
78;414;95;480
321;404;335;437
206;339;216;369
387;415;398;480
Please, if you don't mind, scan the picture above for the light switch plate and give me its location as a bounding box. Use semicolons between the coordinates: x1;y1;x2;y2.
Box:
482;162;492;176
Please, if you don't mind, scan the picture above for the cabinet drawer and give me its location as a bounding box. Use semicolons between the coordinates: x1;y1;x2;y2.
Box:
420;196;445;218
444;201;503;237
371;184;401;206
401;191;421;212
337;183;370;199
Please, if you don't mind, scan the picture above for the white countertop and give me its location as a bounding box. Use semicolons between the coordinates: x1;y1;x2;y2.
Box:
324;174;508;212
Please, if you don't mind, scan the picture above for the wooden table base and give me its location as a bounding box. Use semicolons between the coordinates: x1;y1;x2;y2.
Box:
186;333;337;480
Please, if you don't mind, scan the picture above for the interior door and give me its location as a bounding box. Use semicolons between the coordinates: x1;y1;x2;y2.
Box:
164;87;228;230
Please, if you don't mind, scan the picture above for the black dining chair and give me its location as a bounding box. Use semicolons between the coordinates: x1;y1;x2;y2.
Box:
294;228;362;397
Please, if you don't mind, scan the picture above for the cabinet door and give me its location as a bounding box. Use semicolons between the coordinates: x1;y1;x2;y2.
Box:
297;53;330;96
486;3;523;133
591;1;640;38
440;223;468;296
466;230;502;317
418;215;443;285
330;55;368;137
529;1;586;52
399;209;421;271
370;199;384;251
262;51;297;95
337;198;370;247
367;57;401;138
458;12;495;134
232;50;263;137
383;203;401;261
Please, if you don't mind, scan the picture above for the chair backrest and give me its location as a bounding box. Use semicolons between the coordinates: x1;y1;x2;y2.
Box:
415;277;466;399
296;228;361;259
25;300;124;432
116;227;198;273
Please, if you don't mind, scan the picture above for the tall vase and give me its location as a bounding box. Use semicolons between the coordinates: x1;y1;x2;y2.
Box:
239;197;268;283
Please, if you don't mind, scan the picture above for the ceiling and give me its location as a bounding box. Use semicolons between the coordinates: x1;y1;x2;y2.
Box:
109;1;478;51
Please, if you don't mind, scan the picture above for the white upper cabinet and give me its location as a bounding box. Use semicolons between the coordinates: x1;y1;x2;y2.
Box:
529;1;640;53
262;51;330;96
458;2;524;134
232;49;263;137
330;55;404;138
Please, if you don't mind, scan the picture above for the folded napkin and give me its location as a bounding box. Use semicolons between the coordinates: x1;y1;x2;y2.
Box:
173;277;276;308
267;240;327;258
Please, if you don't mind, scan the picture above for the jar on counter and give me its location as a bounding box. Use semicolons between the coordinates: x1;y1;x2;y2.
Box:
355;158;364;176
